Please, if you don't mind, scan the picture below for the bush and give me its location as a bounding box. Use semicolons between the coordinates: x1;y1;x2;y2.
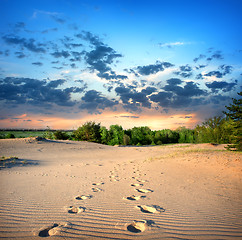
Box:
5;133;15;139
53;130;69;140
74;121;101;142
123;134;130;145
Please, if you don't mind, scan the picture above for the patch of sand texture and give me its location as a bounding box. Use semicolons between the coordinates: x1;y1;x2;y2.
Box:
0;138;241;239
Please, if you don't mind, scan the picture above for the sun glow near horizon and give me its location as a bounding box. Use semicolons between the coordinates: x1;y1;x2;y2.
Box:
0;112;199;131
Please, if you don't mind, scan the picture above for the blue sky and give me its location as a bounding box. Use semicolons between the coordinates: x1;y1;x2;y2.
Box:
0;0;241;129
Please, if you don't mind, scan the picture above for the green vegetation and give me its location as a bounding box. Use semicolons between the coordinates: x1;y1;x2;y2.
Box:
0;93;241;151
223;92;242;151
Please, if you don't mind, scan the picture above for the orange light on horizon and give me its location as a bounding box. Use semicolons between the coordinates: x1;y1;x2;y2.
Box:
0;112;199;130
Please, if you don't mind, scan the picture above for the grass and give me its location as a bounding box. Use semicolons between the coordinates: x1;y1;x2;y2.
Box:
0;130;73;139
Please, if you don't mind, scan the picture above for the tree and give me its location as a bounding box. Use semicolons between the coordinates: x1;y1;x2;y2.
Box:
130;126;153;145
108;124;124;145
194;116;229;144
223;92;242;151
74;121;101;142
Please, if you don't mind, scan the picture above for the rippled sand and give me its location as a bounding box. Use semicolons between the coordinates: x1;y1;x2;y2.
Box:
0;138;241;239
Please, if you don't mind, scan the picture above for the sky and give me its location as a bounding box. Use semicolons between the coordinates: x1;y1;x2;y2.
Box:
0;0;241;130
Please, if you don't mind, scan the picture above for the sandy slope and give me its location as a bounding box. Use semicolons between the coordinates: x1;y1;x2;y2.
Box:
0;138;241;239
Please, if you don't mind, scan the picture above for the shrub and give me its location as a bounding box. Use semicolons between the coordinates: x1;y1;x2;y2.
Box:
74;121;101;142
123;134;130;145
5;133;15;139
53;130;69;140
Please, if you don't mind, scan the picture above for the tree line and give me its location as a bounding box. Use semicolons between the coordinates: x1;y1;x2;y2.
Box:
1;92;241;151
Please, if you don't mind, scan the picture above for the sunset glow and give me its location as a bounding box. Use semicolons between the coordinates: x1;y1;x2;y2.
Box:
0;0;241;130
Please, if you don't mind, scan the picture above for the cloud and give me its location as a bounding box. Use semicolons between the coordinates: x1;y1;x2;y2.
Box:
76;31;103;47
150;78;207;109
219;65;233;75
0;77;85;109
207;50;224;61
14;22;25;32
193;54;206;63
41;28;58;34
51;15;66;24
174;64;193;78
51;50;70;58
15;51;26;58
115;86;152;112
32;62;43;66
141;86;157;95
2;35;46;53
132;61;174;76
204;71;223;78
158;41;191;48
205;81;237;93
80;90;118;113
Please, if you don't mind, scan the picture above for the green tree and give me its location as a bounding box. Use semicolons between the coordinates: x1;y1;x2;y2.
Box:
223;92;242;151
195;116;228;144
100;126;109;144
108;124;124;145
74;121;101;142
130;126;153;145
177;127;195;143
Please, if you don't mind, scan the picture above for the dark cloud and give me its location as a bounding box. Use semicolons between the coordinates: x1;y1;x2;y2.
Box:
51;61;59;64
219;65;233;75
51;15;66;24
41;28;58;34
60;36;83;50
205;81;237;93
209;94;231;105
51;50;70;58
75;31;103;47
0;77;85;108
207;50;224;61
123;68;140;77
133;61;174;76
32;62;43;66
97;71;127;80
196;73;203;80
193;54;206;63
115;86;151;111
204;71;223;78
14;22;25;32
70;51;83;62
70;63;77;68
174;64;193;78
2;35;46;53
150;78;207;109
141;87;157;95
15;51;26;58
53;66;63;69
80;90;118;113
195;64;207;70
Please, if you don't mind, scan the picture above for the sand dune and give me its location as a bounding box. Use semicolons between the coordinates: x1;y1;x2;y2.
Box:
0;138;241;239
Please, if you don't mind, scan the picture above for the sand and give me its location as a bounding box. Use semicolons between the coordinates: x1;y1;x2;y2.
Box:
0;138;241;239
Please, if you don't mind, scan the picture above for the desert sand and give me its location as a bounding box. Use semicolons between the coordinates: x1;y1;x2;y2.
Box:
0;137;241;239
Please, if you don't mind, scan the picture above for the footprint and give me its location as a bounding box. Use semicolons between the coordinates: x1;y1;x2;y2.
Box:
75;195;93;200
127;220;148;233
92;187;102;192
136;188;153;193
131;183;143;187
124;195;146;201
136;205;165;214
38;222;70;237
68;206;85;214
92;182;104;186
